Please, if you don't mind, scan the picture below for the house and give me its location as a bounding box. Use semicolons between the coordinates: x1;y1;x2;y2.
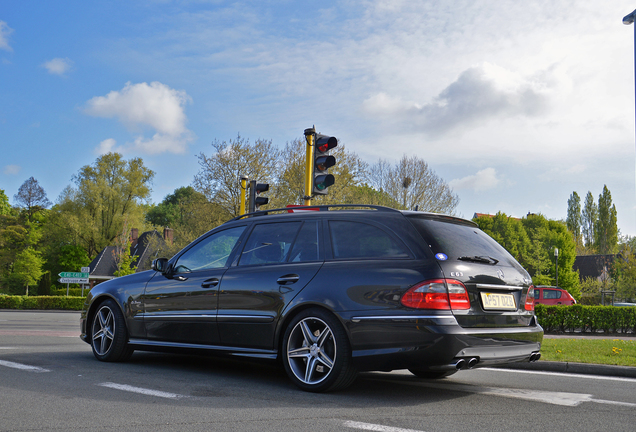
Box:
87;228;173;288
572;254;616;283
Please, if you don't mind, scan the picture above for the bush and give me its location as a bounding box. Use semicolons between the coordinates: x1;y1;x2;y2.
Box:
0;295;85;310
535;304;636;334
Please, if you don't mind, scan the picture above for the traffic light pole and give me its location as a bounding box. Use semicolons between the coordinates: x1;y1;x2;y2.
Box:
239;175;248;215
303;127;316;206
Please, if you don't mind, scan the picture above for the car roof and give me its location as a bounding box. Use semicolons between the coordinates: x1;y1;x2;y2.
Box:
227;204;477;227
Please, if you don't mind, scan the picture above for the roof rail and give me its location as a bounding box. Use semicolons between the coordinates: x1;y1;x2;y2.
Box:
227;204;401;222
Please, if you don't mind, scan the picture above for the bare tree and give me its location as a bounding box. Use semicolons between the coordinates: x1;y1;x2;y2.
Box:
14;177;51;220
368;155;459;214
193;135;282;217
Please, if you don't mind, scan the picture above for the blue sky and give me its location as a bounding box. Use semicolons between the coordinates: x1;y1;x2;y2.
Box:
2;1;636;235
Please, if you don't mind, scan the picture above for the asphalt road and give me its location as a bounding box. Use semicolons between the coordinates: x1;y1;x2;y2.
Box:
1;310;636;432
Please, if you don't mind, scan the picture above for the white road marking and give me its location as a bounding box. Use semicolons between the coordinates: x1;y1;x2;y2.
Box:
98;382;187;399
344;421;425;432
0;359;50;372
480;367;636;383
369;374;636;408
0;347;18;350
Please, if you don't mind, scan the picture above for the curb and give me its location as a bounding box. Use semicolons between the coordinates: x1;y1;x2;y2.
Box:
496;361;636;378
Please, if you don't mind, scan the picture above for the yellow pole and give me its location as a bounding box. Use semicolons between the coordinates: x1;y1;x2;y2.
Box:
303;127;315;206
239;175;248;215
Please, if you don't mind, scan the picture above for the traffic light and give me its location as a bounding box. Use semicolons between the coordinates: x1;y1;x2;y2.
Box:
248;180;269;213
313;133;337;195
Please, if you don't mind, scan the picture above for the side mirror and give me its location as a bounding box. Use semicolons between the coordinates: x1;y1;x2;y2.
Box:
151;258;169;273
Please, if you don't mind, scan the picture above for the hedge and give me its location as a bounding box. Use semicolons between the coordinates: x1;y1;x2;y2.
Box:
535;304;636;334
0;295;85;310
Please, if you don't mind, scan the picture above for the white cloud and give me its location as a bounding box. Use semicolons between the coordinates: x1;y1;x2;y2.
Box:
362;62;555;137
0;21;13;52
84;82;194;154
3;165;21;175
95;138;119;155
449;168;500;192
42;57;73;75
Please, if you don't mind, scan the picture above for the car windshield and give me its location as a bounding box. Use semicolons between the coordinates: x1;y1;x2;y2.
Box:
406;216;519;268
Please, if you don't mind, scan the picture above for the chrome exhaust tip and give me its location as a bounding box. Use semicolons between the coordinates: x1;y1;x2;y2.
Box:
454;358;467;370
529;352;541;362
467;357;479;369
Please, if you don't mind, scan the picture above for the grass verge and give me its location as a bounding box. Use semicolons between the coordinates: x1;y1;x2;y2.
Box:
541;338;636;367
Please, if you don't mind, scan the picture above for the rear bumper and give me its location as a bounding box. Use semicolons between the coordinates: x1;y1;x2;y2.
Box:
346;313;543;372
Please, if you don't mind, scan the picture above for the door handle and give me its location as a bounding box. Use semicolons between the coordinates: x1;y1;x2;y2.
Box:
277;274;300;285
201;278;220;288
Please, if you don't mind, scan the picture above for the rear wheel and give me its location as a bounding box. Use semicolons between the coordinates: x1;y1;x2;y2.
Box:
282;308;357;392
90;299;133;362
408;368;457;379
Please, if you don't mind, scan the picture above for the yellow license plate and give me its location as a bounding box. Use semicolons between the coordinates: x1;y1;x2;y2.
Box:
480;292;517;310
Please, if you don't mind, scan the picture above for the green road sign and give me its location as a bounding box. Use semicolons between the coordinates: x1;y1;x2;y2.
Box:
59;272;89;278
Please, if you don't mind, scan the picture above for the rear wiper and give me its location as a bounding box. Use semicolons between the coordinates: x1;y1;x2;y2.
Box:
457;255;499;265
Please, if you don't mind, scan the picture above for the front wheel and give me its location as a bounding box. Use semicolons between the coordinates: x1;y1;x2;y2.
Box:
282;308;357;392
90;299;133;362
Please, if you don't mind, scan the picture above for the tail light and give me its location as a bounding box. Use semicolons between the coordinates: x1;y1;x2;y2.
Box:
524;286;535;311
401;279;470;310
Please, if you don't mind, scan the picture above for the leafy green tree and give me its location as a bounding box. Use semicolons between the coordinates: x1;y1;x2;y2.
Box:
146;186;208;228
474;213;580;300
7;247;44;295
566;191;583;251
582;191;597;252
0;189;11;215
53;153;154;257
614;245;636;302
595;185;618;254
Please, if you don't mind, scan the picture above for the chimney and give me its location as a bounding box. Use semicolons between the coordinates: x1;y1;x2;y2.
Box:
130;228;139;247
163;228;174;245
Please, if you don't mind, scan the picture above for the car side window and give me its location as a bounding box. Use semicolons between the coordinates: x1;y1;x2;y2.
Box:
543;289;561;299
329;220;410;259
288;221;320;262
174;226;246;273
239;222;302;266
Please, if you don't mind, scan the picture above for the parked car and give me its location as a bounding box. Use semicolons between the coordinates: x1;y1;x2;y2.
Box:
534;286;576;306
80;205;543;392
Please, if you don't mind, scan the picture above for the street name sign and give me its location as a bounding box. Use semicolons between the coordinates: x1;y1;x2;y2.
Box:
58;278;89;284
59;272;89;278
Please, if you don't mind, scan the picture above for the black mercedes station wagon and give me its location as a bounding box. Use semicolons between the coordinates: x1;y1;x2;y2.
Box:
81;205;543;392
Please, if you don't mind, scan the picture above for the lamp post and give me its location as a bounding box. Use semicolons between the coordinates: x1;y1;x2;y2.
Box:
554;248;559;288
624;9;636;229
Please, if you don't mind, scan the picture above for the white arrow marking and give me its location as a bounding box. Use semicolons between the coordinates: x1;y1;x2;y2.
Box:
0;360;50;372
98;382;187;399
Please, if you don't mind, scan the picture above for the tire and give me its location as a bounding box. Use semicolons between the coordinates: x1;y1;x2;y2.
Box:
282;308;357;392
408;368;457;379
90;299;134;362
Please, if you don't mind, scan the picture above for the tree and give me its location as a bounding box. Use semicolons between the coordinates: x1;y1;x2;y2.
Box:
53;153;154;257
146;186;209;228
271;138;372;207
566;191;582;251
595;185;618;255
9;247;44;295
368;155;459;214
0;189;11;215
193;135;281;217
474;212;580;300
581;191;597;252
13;177;51;221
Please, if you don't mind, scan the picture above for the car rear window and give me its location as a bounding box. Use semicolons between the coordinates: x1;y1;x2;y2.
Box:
406;216;518;267
329;220;411;259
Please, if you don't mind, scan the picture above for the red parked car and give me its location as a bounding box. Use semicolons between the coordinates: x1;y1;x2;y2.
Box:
534;286;576;306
